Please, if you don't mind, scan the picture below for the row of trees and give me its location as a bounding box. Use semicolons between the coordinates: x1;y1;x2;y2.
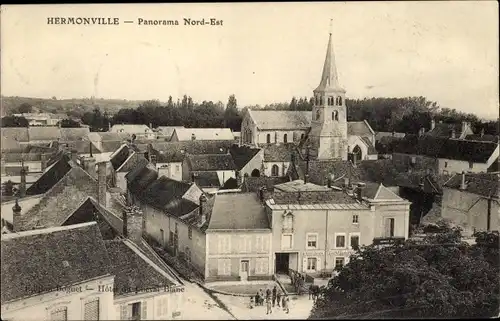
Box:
0;116;82;128
309;221;499;319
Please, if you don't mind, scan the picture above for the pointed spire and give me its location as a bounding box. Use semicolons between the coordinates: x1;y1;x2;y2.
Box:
315;20;344;93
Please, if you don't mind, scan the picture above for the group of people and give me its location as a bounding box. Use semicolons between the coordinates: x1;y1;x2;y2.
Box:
249;285;290;314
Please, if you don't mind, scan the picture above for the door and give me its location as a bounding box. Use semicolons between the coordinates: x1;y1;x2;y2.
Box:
240;260;249;281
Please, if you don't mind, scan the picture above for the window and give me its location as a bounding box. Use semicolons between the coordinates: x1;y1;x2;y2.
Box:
335;234;346;248
156;297;169;317
315;109;321;120
328;97;334;106
350;234;360;249
217;259;231;275
335;257;345;270
338;96;343;105
352;214;359;224
188;227;192;240
239;235;252;253
271;164;279;177
84;299;99;320
51;307;68;321
175;164;180;172
256;258;267;274
306;233;318;249
444;161;448;168
266;134;271;144
307;257;317;271
411;156;416;164
283;213;293;232
385;218;395;237
281;234;293;249
469;161;473;169
160;229;165;244
283;134;288;144
319;96;323;105
218;235;231;253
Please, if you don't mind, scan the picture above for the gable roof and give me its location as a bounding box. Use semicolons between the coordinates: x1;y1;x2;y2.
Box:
156;126;185;139
348;120;375;137
110;124;152;134
149;140;234;163
392;135;498;163
360;136;377;154
141;176;193;209
205;192;270;230
59;127;90;142
63;140;101;154
362;183;402;201
241;176;291;193
229;145;262;170
88;132;131;142
193;171;221;188
249;110;312;130
272;181;357;205
173;128;234;141
117;152;149;173
186;154;236;171
20;167;99;231
444;173;499;199
100;140;127;153
426;123;464;138
375;132;406;141
28;127;61;141
1;128;29;152
26;156;74;196
1;222;110;303
104;239;176;295
263;144;294;162
110;144;131;170
126;163;159;197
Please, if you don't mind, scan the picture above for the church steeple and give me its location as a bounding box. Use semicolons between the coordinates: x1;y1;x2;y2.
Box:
315;20;345;93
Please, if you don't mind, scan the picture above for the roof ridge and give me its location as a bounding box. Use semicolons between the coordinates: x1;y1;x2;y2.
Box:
2;222;97;240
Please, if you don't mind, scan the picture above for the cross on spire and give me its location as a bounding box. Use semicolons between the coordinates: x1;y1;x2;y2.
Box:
329;18;333;35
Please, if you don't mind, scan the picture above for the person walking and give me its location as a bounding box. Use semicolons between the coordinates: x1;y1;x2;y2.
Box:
272;286;277;307
266;297;272;314
283;295;290;314
282;295;286;311
266;288;271;301
276;289;282;307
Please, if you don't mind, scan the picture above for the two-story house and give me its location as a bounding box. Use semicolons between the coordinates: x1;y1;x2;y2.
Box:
441;172;499;236
264;179;410;277
110;124;156;140
1;222;115;321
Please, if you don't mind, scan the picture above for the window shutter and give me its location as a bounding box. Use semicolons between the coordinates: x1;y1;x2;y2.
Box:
384;218;391;237
302;257;308;272
316;257;322;272
120;304;127;320
217;236;222;253
263;235;268;251
115;306;120;320
141;301;148;319
256;235;262;252
156;298;162;317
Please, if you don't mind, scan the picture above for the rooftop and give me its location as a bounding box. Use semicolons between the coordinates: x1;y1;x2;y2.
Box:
444;172;499;199
173;128;234;141
186;153;236;171
275;180;331;192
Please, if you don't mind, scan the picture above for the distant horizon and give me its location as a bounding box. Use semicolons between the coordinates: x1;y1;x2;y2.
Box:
2;3;498;120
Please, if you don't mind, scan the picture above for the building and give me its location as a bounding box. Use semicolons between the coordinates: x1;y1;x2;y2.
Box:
87;132;131;152
240;30;377;161
425;119;474;139
110;124;156;140
1;222;115;321
182;154;237;189
228;144;264;180
12;113;64;126
441;172;499;236
264;179;410;276
170;128;235;142
156;126;185;141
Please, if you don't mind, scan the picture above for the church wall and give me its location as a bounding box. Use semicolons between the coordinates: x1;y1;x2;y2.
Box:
257;130;302;145
263;162;290;177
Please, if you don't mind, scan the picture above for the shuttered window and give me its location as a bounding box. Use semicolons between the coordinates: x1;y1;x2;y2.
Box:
84;299;99;320
50;307;68;321
141;301;147;320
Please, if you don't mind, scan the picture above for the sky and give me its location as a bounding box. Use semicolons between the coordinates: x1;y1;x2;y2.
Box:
1;2;498;119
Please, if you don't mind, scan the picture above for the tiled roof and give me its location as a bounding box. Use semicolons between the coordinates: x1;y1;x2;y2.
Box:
63;140;101;154
241;176;290;193
1;128;29;151
117;152;149;173
375;132;406;141
205;193;270;230
1;222;111;303
392;135;498;163
348;120;375;137
126;163;158;196
272;188;358;205
104;239;175;295
100;140;127;153
464;134;499;143
488;157;499;172
26;156;74;196
193;171;221;188
150;140;234;163
88;132;130;142
110;124;152;134
444;172;499;199
28;127;61;141
173;128;234;141
186;154;236;171
361;183;402;201
20;167;98;230
249;110;312;130
1;152;42;162
426;123;463;138
141;176;193;210
229;145;262;170
360;136;377;154
110;144;130;170
275;180;331;192
156;126;185;139
59;128;90;142
394;171;442;194
263;144;294;162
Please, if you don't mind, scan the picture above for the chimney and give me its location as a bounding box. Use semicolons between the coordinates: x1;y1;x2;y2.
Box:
199;194;207;224
85;156;97;178
304;174;309;184
89;142;93;158
19;164;27;198
1;158;5;176
40;154;48;171
431;119;436;130
97;162;107;208
70;149;78;164
356;182;366;201
327;176;332;188
191;172;196;183
12;198;22;232
460;171;467;190
108;122;112;131
236;170;242;186
451;129;456;139
122;206;144;243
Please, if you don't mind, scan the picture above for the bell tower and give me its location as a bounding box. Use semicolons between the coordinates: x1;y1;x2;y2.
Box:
309;20;348;160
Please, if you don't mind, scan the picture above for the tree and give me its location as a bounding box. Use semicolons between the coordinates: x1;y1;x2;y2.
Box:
224;94;242;131
1;116;29;127
59;119;81;128
17;102;32;114
310;223;499;319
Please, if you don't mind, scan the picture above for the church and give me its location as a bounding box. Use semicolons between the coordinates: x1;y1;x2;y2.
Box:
240;28;378;162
